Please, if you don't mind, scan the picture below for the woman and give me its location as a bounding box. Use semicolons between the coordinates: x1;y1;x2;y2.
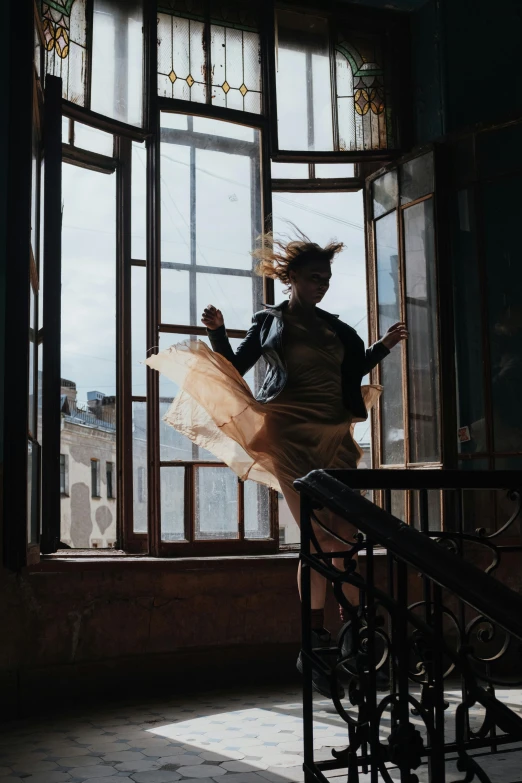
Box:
147;233;406;697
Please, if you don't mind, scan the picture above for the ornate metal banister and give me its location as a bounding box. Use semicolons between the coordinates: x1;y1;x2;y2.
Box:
295;469;522;783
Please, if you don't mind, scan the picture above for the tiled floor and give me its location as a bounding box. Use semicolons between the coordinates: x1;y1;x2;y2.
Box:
0;686;520;783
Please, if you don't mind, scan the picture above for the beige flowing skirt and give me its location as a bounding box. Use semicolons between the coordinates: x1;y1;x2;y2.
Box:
145;339;381;498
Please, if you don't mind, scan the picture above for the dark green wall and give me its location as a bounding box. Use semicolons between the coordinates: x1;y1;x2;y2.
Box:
444;0;522;132
412;0;522;145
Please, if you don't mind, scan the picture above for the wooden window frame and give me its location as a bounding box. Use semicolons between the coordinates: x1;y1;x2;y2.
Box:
141;104;278;558
364;144;457;530
15;0;421;567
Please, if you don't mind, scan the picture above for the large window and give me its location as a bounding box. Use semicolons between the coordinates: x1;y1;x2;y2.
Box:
144;111;273;554
19;0;414;565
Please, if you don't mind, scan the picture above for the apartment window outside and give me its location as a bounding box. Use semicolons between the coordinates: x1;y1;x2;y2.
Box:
106;461;114;499
91;459;100;499
59;454;68;495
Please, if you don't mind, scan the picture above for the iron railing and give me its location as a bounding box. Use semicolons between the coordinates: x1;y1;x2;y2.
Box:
295;469;522;783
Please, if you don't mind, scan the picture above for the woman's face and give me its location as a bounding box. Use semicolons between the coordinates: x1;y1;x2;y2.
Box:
289;259;332;306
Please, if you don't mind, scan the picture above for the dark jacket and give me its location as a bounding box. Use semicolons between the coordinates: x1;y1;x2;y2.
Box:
207;301;389;420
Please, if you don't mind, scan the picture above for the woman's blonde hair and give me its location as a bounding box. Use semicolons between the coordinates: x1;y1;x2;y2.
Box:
252;226;344;289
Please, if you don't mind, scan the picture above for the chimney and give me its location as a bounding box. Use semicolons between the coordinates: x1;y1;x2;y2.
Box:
87;391;105;414
60;378;77;406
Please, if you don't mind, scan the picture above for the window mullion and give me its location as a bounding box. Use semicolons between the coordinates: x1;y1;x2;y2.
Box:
116;135;134;549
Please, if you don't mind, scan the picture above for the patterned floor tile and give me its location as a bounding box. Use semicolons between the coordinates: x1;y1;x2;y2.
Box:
130;772;182;783
175;767;225;779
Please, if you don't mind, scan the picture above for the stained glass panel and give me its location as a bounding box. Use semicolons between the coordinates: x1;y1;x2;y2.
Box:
158;1;262;113
336;32;393;151
210;6;261;113
158;1;207;103
41;0;88;105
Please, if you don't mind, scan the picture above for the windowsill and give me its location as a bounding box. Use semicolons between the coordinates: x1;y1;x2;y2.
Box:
27;546;389;573
27;550;301;573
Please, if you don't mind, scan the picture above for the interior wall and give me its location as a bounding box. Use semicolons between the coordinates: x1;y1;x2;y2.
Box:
412;0;522;145
0;555;361;715
444;0;522;132
0;1;10;564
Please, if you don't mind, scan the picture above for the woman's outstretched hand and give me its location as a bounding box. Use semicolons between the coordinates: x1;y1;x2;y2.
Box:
381;321;408;350
201;304;224;330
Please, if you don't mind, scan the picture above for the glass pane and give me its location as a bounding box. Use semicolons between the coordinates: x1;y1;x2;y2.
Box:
376;211;404;464
195;467;238;539
160;112;263;328
390;490;406;521
272;190;369;447
160;140;191;265
336;31;392;151
73;123;114;157
42;0;88;105
28;289;36;437
411;489;442;531
194;116;254;142
91;0;144;126
404;199;440;463
400;152;434;205
62;116;71;143
372;170;398;218
244;481;270;539
37;342;43;445
131;141;147;261
161;467;185;541
278;493;300;546
211;21;262;113
273;191;366;328
27;440;33;544
132;401;147;534
31;118;39;259
197;273;255;331
158;332;216;462
483;179;522;453
276;11;333;152
451;189;485;455
60;164;117;548
162;112;188;131
196;143;261;271
161;269;191;326
157;11;207;103
315;163;355;178
132;266;147;396
271;162;309;179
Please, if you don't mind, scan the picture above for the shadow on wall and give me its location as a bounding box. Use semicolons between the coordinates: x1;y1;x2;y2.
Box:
70;482;93;547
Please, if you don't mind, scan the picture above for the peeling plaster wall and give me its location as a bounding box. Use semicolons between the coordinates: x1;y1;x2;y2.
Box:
60;421;117;548
0;556;326;712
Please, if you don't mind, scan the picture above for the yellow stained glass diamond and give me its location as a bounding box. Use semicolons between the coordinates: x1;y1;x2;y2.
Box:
186;74;194;87
168;70;177;83
239;83;248;96
222;81;230;94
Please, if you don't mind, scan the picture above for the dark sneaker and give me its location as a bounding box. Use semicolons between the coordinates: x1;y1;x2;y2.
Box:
297;628;345;700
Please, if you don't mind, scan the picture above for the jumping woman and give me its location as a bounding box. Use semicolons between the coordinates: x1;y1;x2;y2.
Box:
146;232;407;697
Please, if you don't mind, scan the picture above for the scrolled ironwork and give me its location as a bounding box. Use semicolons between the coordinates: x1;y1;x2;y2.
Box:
297;469;522;783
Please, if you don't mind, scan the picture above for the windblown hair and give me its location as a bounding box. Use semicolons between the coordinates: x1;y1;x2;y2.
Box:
252;226;344;290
